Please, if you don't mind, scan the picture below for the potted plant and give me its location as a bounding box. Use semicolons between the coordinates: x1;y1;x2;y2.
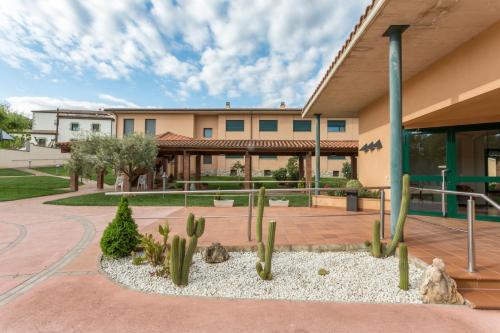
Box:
213;188;234;207
269;196;289;207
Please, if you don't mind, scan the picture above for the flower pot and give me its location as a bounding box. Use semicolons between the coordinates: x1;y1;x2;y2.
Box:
213;199;234;207
269;199;289;207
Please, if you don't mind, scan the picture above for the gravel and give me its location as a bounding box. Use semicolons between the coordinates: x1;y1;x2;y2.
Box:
101;251;424;304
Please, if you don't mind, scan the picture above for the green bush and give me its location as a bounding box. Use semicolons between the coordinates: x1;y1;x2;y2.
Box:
272;168;287;182
286;157;299;181
100;197;140;258
341;162;352;179
346;179;363;190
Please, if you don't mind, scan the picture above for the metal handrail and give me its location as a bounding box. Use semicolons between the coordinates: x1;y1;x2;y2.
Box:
410;187;500;210
410;186;500;273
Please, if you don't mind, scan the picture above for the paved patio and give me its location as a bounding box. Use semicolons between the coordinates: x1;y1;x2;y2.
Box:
1;191;500;332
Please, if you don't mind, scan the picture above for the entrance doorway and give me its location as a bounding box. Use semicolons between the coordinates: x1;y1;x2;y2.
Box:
403;123;500;221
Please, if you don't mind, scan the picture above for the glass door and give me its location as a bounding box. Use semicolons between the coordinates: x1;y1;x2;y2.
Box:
454;127;500;221
403;129;449;217
404;123;500;222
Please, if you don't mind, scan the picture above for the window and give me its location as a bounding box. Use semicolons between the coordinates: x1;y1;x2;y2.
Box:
226;120;244;132
259;155;277;159
225;155;244;159
259;120;278;132
203;128;213;138
91;123;101;132
328;155;345;160
37;138;46;147
203;155;212;164
263;170;272;176
123;119;134;135
332;170;340;177
327;120;346;132
145;119;156;136
293;120;311;132
70;123;80;131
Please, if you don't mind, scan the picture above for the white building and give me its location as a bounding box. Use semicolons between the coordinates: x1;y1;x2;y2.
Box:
30;110;115;147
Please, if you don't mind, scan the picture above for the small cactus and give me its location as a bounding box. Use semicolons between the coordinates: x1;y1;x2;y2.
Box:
256;187;266;261
384;174;410;257
256;220;276;280
169;215;205;286
399;243;409;290
372;220;381;258
318;268;329;276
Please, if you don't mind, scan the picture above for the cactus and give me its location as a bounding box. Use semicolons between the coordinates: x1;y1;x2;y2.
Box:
256;187;266;261
256;220;276;280
384;174;410;257
371;220;381;258
169;215;205;286
399;243;409;290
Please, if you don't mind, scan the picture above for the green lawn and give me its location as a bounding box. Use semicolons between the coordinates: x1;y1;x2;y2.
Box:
44;176;347;206
0;168;31;176
33;165;116;185
0;176;70;201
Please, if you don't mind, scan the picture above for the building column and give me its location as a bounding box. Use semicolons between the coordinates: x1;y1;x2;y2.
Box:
244;152;252;189
350;155;358;180
96;168;105;189
183;152;190;190
195;155;201;190
174;155;179;179
147;171;154;190
384;25;408;236
298;155;304;180
305;152;312;188
69;171;79;192
314;113;321;194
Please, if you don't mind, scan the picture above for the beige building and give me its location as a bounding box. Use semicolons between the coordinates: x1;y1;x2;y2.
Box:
108;105;358;177
303;0;500;222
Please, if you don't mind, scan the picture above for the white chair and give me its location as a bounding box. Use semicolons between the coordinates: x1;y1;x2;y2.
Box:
137;174;148;191
115;175;124;192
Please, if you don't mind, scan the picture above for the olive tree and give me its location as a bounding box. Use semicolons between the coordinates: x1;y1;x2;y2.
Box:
68;133;158;188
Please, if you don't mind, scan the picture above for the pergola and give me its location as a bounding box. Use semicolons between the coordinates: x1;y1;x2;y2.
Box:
156;132;358;189
58;132;358;191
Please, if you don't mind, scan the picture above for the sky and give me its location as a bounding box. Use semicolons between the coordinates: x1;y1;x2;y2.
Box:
0;0;370;116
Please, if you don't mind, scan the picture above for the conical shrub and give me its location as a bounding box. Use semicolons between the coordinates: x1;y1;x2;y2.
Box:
100;197;140;258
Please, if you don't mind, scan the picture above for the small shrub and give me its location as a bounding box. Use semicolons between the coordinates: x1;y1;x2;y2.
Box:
341;161;352;179
346;179;363;190
318;268;330;276
286;156;299;181
272;168;287;182
100;197;140;258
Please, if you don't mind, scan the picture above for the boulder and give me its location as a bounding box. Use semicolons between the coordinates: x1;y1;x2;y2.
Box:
419;258;464;305
202;243;229;264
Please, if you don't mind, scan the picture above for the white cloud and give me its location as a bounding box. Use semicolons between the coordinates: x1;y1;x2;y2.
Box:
6;95;140;116
0;0;371;106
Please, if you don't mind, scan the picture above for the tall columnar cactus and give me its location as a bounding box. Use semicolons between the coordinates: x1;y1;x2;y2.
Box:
256;187;266;261
371;220;381;258
169;214;205;286
384;174;410;257
256;220;276;280
399;243;409;290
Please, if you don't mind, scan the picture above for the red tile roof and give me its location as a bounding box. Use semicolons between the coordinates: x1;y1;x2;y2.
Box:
156;131;192;140
157;138;358;153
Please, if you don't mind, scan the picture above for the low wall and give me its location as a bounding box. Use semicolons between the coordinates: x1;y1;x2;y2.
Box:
312;195;390;211
0;145;70;168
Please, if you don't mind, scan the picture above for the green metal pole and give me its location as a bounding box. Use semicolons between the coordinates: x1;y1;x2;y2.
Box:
384;25;408;237
314;113;321;195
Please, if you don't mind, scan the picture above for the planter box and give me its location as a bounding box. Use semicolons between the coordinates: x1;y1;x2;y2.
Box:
213;199;234;207
269;199;289;207
312;195;389;211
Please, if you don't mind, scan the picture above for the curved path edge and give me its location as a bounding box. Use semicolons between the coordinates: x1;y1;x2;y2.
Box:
0;215;95;305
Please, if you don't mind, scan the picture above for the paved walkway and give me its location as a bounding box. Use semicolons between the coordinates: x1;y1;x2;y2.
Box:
0;193;499;332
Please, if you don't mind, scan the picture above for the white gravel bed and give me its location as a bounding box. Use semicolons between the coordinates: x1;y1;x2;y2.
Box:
101;251;424;304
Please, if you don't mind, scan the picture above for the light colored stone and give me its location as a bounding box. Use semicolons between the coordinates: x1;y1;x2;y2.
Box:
419;258;465;305
202;243;230;263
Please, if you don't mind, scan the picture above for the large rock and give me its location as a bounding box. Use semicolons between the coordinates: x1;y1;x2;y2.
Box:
202;243;229;263
419;258;464;305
